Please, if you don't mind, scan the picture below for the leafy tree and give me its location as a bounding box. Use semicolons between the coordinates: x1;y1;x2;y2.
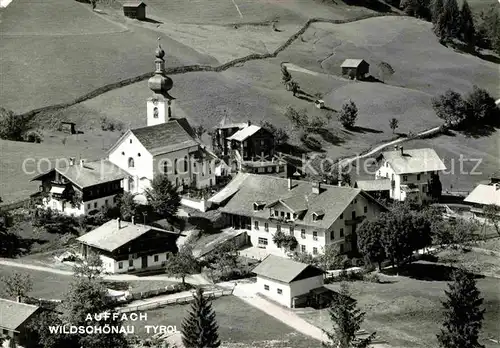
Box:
193;125;206;139
281;64;292;85
25;310;75;348
309;116;327;129
323;283;376;348
164;246;199;284
284;106;309;129
181;287;221;348
205;241;240;276
73;252;105;280
357;219;386;270
116;191;137;222
389;118;399;134
460;0;475;50
0;108;26;141
1;272;32;301
465;85;498;123
145;174;181;219
292;251;320;267
260;121;289;145
288;80;300;96
431;0;444;24
338;100;358;129
432;90;469;127
437;269;485;348
273;231;298;251
318;244;344;270
432;217;478;249
483;204;500;236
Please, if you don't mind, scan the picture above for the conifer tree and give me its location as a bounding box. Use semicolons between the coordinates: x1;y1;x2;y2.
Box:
431;0;444;24
323;283;375;348
460;0;476;50
181;287;221;348
437;269;485;348
281;64;292;86
445;0;461;38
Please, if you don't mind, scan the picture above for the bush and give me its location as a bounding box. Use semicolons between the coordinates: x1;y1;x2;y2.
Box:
338;100;358;128
24;130;43;143
0;108;27;141
100;116;124;132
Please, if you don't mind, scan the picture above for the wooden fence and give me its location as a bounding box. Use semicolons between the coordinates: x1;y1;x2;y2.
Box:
118;289;233;313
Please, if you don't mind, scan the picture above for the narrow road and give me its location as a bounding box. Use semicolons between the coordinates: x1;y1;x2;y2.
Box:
0;259;209;284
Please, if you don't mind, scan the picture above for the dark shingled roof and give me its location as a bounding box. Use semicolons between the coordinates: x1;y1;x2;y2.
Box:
0;299;39;332
131;119;198;156
252;255;323;283
220;174;374;229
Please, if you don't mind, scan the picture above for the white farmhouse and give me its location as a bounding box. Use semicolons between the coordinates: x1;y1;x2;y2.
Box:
252;255;325;308
219;174;387;256
464;171;500;217
375;147;446;203
76;218;180;274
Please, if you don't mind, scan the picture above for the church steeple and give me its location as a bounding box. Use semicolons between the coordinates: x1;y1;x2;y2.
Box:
147;38;175;126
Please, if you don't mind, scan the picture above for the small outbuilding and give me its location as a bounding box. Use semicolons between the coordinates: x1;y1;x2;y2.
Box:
123;1;147;20
252;255;325;308
341;59;369;80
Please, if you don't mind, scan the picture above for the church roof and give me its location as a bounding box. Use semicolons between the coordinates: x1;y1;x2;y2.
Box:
130;119;199;156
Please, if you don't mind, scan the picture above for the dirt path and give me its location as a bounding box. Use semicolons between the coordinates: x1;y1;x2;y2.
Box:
0;258;210;284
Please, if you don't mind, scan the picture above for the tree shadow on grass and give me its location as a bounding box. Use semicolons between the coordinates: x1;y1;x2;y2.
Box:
277;143;308;156
458;122;499;139
382;261;485;282
351;126;383;134
312;128;345;146
0;233;48;258
103;281;130;291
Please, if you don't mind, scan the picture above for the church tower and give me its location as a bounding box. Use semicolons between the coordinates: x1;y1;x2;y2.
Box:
147;38;175;127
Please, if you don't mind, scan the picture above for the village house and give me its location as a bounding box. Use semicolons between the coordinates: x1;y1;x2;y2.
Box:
107;41;216;195
341;59;370;80
252;255;325;308
0;298;41;347
76;218;179;274
464;171;500;217
214;121;284;175
354;179;391;200
219;174;387;256
375;146;446;203
31;159;128;216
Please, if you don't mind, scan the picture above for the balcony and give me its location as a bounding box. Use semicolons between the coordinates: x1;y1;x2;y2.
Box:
345;215;366;226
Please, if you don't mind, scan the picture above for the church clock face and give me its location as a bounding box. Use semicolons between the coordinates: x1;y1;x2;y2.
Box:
153;99;158;106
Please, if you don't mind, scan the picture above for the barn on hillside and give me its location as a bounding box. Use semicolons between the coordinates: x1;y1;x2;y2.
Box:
341;59;369;80
123;1;147;20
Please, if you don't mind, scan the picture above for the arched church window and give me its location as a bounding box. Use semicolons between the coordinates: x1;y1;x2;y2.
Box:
174;159;178;174
175;177;179;187
184;156;188;172
128;158;135;168
153;107;159;118
163;161;169;175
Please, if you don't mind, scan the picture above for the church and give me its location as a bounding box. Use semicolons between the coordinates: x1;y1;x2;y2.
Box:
32;41;216;215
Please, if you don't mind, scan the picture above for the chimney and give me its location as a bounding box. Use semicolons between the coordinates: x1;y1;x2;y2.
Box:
247;120;251;127
400;146;404;156
131;216;135;225
117;218;121;229
312;182;321;194
79;159;85;167
338;181;342;187
394;145;399;151
288;177;293;190
494;183;499;191
69;157;75;166
16;296;22;303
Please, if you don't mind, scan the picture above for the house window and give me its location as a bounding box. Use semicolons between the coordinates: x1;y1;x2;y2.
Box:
113;197;117;203
87;203;91;210
128;158;135;168
184;156;188;172
340;228;344;237
264;223;269;232
313;231;318;241
153;107;159;118
154;255;159;262
352;211;356;219
276;224;281;233
129;259;133;267
301;229;306;239
353;199;357;204
118;262;123;269
289;226;294;235
163;161;169;174
313;247;318;255
264;284;269;291
364;206;368;213
105;199;108;206
403;175;408;182
340;213;344;219
385;162;388;167
423;184;428;193
286;212;290;220
280;211;285;218
210;179;213;186
261;140;265;146
417;174;421;180
277;288;283;295
330;230;334;240
130;139;132;144
258;237;268;246
301;245;306;253
209;167;212;175
94;202;97;209
254;221;259;230
121;151;125;155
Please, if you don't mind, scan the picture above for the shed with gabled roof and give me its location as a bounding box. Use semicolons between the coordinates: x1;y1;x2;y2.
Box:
341;59;369;80
123;1;147;20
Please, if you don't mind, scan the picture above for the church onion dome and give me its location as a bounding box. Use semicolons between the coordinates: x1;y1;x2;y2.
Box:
148;73;173;95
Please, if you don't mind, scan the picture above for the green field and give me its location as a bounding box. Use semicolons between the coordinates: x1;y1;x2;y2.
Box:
298;264;500;348
131;295;321;347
